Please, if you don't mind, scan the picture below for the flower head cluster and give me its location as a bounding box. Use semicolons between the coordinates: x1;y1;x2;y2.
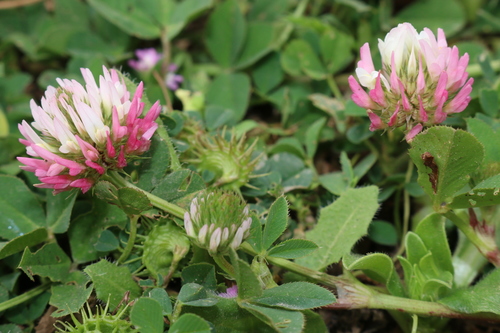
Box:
128;48;162;72
18;67;161;193
184;190;252;254
165;64;184;91
349;23;474;141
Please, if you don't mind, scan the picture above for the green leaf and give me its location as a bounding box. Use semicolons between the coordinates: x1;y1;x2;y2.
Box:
319;172;347;196
450;175;500;209
164;0;213;40
130;297;164;333
309;93;344;118
169;313;211;333
50;284;93;317
231;250;262;300
415;213;453;275
253;282;335;310
262;197;289;250
466;117;500;164
281;39;327;80
268;153;313;192
46;191;77;234
320;29;354;74
94;229;119;252
18;242;71;282
302;310;328;333
252;53;284;94
126;133;171;192
267;239;318;259
68;198;128;263
305;118;326;160
151;169;205;203
84;259;141;309
204;105;235;131
205;72;251;123
270;137;306;159
181;263;217;290
0;228;48;260
408;126;484;213
0;175;46;240
479;89;499;117
178;283;219;307
394;0;466;37
439;268;500;315
343;253;405;297
205;0;246;68
239;302;304;333
87;0;161;39
148;288;173;315
235;22;275;69
405;232;429;266
297;186;379;270
368;220;398;246
117;187;152;215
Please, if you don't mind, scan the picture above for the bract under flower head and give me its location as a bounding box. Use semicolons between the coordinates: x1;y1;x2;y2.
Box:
349;22;473;141
183;190;252;254
18;66;161;193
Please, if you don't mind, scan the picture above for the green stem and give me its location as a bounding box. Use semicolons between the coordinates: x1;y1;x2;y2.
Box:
0;282;51;312
443;210;500;267
213;254;235;277
117;215;139;264
107;171;186;219
452;232;489;288
240;243;500;322
275;0;309;48
326;74;344;103
394;160;414;258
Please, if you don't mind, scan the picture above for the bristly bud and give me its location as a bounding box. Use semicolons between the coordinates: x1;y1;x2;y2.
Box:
183;190;252;254
188;129;260;191
142;223;191;278
17;66;161;194
349;23;473;141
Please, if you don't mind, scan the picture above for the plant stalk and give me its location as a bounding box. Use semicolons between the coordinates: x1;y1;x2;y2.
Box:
0;282;51;312
107;171;186;219
117;215;139;264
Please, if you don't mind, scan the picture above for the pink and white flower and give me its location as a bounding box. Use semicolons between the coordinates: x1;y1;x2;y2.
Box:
18;66;161;193
349;23;473;141
128;48;162;72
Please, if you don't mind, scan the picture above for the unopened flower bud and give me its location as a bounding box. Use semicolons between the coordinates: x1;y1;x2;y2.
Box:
183;190;252;254
188;129;259;191
142;223;190;278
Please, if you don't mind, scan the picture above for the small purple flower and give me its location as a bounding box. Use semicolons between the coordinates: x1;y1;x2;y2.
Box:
128;48;162;72
217;285;238;298
165;64;184;91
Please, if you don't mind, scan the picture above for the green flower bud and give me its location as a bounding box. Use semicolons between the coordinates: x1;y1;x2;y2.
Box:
184;190;252;254
56;303;137;333
142;223;191;277
189;130;259;191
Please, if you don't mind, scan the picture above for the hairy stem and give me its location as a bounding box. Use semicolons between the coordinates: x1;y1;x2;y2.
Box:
107;171;186;219
0;282;51;312
117;215;139;264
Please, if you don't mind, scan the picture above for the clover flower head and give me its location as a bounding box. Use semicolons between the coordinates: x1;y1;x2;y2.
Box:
349;22;474;141
128;48;162;72
165;64;184;91
217;285;238;298
18;66;161;194
183;190;252;254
